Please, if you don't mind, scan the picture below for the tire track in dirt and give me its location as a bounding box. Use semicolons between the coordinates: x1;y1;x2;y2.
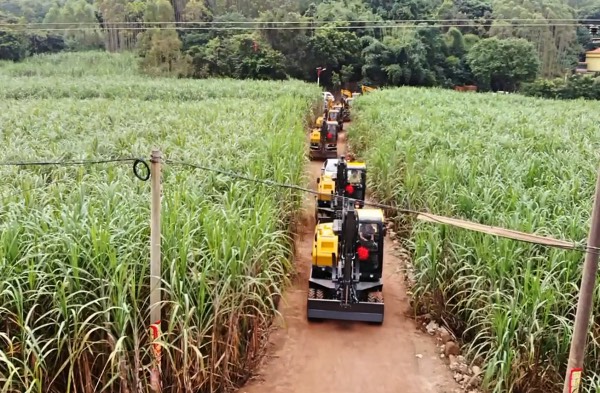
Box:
238;124;458;393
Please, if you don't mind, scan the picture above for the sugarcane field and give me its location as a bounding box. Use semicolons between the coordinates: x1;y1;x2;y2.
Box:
3;2;600;392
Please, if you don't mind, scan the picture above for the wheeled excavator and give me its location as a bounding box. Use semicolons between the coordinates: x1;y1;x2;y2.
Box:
315;156;366;223
309;120;338;160
308;197;386;324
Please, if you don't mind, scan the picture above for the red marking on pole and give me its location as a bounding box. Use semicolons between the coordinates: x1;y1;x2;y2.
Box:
569;368;583;393
150;320;161;362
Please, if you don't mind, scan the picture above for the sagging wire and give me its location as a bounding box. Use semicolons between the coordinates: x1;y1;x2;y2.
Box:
0;157;151;182
1;155;597;255
165;159;599;256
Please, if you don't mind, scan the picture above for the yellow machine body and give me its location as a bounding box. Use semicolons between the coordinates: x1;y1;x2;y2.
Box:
311;222;339;267
310;128;321;144
316;116;324;127
316;175;335;202
347;161;366;170
312;208;386;268
341;89;352;98
362;85;375;93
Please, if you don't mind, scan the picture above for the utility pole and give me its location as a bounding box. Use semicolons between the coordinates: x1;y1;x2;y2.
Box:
149;149;162;392
562;165;600;393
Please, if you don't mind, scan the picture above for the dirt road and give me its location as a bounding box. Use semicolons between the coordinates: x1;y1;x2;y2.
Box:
238;125;457;393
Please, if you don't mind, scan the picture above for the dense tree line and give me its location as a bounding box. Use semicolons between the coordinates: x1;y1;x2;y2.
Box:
2;0;600;92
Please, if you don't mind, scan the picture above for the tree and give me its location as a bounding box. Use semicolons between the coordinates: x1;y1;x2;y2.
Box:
305;27;362;86
258;10;311;79
187;33;286;80
43;0;103;51
446;27;466;58
365;0;440;20
361;32;431;86
27;31;66;55
489;0;577;77
0;11;27;61
466;37;540;91
138;0;192;76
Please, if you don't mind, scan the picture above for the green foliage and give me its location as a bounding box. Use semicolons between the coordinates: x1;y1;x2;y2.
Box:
365;0;440;20
0;30;27;61
306;27;362;83
1;0;597;93
187;33;287;80
348;86;600;393
467;37;540;91
0;51;321;393
138;0;191;77
489;0;577;77
258;10;311;79
522;73;600;100
26;31;66;55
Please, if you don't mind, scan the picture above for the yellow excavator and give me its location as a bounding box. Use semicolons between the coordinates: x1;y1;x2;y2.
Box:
309;120;339;160
315;157;366;223
308;190;386;324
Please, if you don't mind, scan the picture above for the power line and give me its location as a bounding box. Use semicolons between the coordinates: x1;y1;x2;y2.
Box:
1;155;596;254
0;157;138;166
165;159;598;255
0;157;151;181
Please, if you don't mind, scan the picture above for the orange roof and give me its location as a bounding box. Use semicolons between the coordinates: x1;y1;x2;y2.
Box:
587;47;600;54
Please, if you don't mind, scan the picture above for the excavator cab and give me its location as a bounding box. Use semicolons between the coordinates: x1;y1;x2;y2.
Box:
309;121;338;160
315;157;367;224
342;97;352;121
308;203;386;323
345;163;366;206
328;109;340;122
328;108;344;131
356;211;384;276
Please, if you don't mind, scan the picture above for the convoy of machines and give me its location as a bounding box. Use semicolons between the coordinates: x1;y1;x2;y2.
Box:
307;88;385;324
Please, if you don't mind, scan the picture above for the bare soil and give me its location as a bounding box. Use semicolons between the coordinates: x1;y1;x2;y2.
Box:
237;125;457;393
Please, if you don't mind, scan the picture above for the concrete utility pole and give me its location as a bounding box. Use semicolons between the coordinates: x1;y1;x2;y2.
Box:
149;149;163;392
562;166;600;393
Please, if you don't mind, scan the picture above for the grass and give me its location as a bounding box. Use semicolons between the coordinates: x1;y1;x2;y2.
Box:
348;87;600;393
0;52;321;392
